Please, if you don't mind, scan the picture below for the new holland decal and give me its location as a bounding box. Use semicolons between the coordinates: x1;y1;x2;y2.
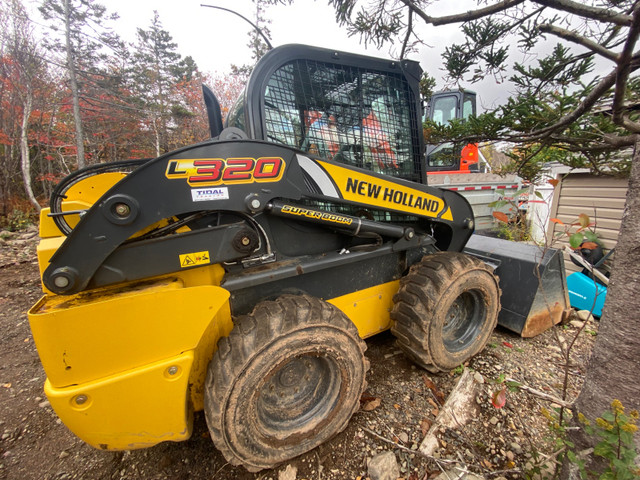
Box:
317;161;447;219
166;157;285;187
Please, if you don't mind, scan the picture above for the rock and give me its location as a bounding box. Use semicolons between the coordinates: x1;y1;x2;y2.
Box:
489;416;499;425
59;451;70;459
278;464;297;480
570;320;585;328
576;310;594;322
398;432;409;443
473;372;484;384
368;451;399;480
39;400;50;408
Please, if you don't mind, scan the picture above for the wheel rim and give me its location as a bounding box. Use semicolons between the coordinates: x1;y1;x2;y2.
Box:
255;354;342;438
442;290;486;353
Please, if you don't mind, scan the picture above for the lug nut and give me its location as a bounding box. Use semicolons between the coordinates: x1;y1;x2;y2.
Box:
241;236;251;246
74;395;88;405
167;366;178;376
251;199;261;209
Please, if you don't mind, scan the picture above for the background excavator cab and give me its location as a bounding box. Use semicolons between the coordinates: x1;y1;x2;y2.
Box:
425;89;485;174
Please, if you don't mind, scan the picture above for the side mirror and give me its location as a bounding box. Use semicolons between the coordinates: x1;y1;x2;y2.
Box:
202;84;224;138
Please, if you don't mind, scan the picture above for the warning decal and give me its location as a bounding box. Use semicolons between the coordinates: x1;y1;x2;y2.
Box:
179;251;211;268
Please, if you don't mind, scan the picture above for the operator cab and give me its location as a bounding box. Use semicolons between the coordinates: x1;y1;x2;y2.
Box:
223;44;425;184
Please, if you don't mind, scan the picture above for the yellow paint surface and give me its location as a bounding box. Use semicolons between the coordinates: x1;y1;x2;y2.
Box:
329;280;400;338
45;352;194;450
29;279;230;387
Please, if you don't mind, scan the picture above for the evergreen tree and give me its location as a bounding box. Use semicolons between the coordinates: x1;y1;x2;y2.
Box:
132;11;199;155
39;0;122;168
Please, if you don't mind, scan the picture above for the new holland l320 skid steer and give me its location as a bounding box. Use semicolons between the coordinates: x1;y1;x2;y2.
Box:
28;44;567;471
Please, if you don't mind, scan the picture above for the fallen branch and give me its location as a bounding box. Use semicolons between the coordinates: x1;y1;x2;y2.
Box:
507;378;574;408
361;426;458;465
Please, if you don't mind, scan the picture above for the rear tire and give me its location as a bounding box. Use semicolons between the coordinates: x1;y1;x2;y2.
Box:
391;252;500;373
204;294;368;472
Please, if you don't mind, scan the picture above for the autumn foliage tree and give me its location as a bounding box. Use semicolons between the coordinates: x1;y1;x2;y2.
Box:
0;0;56;213
0;0;249;223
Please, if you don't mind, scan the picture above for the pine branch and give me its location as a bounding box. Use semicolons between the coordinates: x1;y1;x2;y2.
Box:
538;24;619;62
510;64;638;142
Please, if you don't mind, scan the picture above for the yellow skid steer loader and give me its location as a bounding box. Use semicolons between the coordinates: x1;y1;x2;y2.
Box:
28;44;568;471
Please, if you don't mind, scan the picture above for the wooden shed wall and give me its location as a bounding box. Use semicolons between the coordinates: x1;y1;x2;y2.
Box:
547;173;628;274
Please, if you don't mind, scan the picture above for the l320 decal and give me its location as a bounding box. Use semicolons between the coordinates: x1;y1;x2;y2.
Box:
166;157;285;186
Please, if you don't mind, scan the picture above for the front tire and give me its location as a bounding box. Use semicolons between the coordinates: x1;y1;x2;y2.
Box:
204;294;368;472
391;252;500;373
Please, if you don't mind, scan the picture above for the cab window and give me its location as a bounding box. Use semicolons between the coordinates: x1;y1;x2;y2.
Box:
262;60;420;181
431;95;458;126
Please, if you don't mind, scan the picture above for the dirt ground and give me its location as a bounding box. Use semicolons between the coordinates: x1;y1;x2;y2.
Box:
0;228;597;480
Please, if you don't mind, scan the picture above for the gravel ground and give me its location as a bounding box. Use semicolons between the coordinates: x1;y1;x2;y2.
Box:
0;227;597;479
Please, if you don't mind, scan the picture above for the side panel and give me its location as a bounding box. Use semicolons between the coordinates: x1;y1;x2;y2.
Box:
28;277;234;449
29;280;230;387
45;352;195;450
328;280;400;338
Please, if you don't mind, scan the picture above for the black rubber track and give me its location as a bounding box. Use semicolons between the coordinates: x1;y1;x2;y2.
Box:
391;252;500;373
204;294;369;472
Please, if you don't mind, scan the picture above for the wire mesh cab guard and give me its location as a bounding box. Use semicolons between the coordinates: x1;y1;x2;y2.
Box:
226;44;425;184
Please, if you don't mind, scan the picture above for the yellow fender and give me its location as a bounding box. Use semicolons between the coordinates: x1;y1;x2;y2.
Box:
29;277;233;450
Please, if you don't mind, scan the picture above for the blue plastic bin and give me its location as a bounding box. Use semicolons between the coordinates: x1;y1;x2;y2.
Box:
566;272;607;317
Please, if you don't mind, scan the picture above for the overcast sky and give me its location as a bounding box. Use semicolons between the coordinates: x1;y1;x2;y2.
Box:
30;0;521;109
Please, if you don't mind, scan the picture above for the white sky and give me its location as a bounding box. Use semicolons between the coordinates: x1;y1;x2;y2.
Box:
27;0;526;109
97;0;513;108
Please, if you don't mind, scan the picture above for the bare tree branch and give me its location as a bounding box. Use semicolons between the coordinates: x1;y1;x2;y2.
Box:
400;0;525;26
539;133;638;152
400;7;412;58
612;3;640;133
538;24;619;62
602;133;639;148
533;0;633;26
